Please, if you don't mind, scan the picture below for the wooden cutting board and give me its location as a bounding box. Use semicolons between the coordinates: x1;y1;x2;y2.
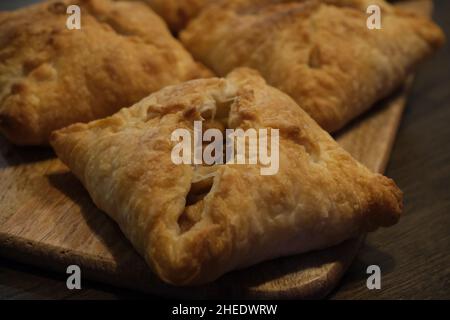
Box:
0;0;431;299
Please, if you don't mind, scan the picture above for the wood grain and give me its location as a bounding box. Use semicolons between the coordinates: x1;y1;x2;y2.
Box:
0;0;436;299
331;0;450;299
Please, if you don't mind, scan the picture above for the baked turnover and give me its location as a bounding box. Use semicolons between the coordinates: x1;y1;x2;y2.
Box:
0;0;211;145
181;0;444;132
51;68;403;285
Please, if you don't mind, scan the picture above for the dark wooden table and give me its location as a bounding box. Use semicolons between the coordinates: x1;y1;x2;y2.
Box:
0;0;449;300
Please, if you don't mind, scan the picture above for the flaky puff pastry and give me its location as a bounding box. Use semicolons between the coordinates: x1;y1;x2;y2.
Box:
0;0;211;145
181;0;444;132
51;68;402;285
144;0;212;32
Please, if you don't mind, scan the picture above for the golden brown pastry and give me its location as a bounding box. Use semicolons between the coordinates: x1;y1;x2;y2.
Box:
51;68;402;286
0;0;211;145
181;0;444;132
144;0;212;32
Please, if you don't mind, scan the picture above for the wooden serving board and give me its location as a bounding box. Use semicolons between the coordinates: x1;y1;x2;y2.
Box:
0;0;431;299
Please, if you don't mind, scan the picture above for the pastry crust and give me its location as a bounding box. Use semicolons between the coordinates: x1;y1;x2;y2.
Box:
180;0;444;132
145;0;212;32
51;68;402;285
0;0;211;145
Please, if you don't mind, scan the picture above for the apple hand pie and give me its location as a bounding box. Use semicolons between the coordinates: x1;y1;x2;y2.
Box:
51;68;402;286
180;0;444;132
0;0;211;145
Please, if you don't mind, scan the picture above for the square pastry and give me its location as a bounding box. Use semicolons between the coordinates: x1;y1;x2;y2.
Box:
180;0;444;132
0;0;211;145
51;68;402;285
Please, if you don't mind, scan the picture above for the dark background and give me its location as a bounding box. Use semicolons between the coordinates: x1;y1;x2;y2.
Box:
0;0;449;299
